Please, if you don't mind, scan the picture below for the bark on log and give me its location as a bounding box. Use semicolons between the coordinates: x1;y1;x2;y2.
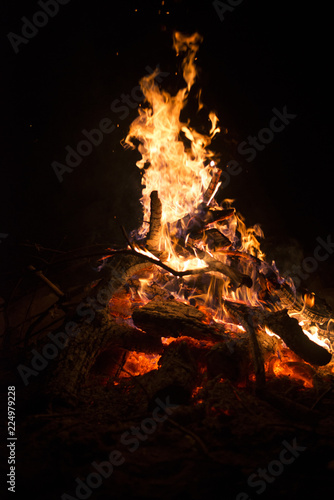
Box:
45;253;161;401
45;310;132;401
132;299;226;341
267;279;333;325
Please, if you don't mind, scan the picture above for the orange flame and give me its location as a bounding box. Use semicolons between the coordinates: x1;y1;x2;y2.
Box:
124;32;219;256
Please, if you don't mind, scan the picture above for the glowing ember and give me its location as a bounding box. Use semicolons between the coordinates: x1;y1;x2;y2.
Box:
120;352;161;378
266;352;315;388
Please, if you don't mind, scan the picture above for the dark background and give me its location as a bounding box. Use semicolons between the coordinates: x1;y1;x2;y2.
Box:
1;0;333;277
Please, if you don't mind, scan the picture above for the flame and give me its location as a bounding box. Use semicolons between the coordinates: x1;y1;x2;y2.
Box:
301;321;331;351
304;292;315;308
124;32;219;259
264;326;281;339
173;32;203;90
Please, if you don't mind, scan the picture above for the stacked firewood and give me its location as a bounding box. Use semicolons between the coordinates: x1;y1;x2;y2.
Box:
46;181;333;404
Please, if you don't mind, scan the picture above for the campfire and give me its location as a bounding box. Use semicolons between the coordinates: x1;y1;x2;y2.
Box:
48;32;333;406
8;31;334;500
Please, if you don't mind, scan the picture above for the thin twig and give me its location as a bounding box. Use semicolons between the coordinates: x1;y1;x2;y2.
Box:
28;265;64;298
20;243;66;254
120;225;136;252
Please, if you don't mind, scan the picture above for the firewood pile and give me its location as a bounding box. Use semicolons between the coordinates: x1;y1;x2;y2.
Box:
43;30;333;406
46;184;334;406
3;232;334;500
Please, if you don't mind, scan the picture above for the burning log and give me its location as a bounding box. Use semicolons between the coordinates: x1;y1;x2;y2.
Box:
46;310;138;401
167;237;252;288
222;301;332;367
46;309;164;402
263;309;332;366
206;327;279;383
132;299;226;342
46;253;166;401
267;279;333;325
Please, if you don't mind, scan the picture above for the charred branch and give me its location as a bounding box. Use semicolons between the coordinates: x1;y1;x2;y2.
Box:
203;207;235;226
223;301;266;390
204;228;231;251
203;168;222;204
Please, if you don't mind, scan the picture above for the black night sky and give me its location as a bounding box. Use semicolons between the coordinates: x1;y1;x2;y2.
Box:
1;0;333;278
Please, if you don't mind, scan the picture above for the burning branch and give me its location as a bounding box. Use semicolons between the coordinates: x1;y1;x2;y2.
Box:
264;310;332;366
146;190;162;252
203;167;221;205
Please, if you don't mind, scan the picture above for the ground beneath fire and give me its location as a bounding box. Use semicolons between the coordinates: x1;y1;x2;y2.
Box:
1;367;333;500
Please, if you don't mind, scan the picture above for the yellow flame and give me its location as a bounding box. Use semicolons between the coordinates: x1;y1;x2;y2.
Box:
124;33;219;251
300;321;331;351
